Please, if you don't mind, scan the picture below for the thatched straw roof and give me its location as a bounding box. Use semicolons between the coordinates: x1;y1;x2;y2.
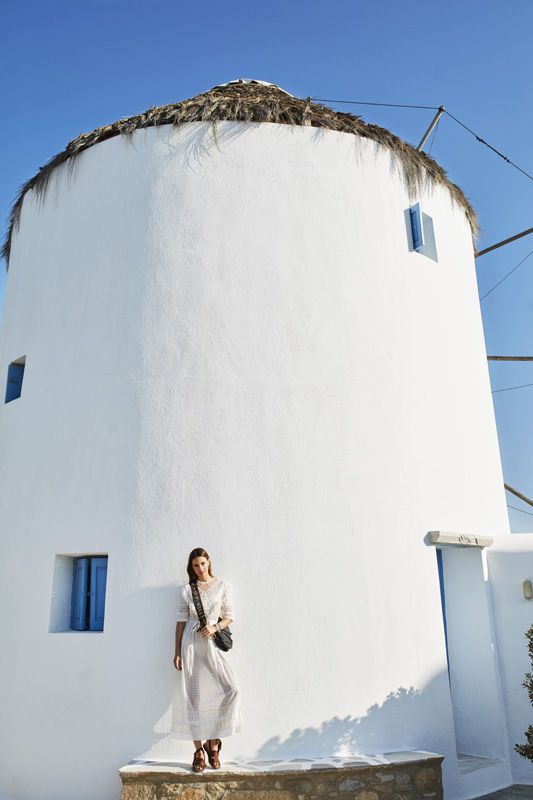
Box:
2;79;477;263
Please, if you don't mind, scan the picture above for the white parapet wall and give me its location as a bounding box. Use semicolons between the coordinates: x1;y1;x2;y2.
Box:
0;119;514;800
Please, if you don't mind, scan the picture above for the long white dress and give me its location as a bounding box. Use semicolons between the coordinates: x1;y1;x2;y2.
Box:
170;577;243;740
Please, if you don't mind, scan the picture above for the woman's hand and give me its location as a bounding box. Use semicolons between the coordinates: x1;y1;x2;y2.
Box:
199;624;217;639
173;654;182;670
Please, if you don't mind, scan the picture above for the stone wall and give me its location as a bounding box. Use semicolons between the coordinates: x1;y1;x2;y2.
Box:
120;755;444;800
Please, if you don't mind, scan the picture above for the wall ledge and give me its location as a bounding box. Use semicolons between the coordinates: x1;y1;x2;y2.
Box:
119;751;444;800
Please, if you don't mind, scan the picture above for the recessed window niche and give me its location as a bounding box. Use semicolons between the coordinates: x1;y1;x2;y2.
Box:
405;205;438;262
50;554;108;633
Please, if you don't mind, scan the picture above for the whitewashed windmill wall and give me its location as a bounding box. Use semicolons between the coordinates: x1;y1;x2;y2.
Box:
0;91;517;800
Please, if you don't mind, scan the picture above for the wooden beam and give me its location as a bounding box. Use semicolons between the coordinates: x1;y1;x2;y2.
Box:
487;356;533;361
505;483;533;508
475;227;533;258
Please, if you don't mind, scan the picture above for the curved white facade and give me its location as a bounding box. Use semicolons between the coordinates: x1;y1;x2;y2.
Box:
0;120;520;800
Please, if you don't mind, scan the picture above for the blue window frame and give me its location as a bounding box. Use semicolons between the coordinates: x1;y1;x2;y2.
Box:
70;555;108;631
70;558;89;630
436;548;450;682
5;357;26;403
409;203;425;251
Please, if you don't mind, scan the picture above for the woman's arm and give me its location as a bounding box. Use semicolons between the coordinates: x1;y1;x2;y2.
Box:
174;621;186;668
200;618;233;638
219;581;234;629
200;581;235;638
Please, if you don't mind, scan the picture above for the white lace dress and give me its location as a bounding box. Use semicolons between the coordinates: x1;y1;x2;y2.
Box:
170;578;243;740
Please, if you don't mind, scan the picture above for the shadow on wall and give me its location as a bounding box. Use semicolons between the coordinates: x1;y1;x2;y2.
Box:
120;585;455;763
252;684;453;760
9;584;458;800
152;116;257;172
150;115;345;175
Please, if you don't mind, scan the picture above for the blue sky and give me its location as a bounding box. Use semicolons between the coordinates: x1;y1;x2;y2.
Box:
1;0;532;530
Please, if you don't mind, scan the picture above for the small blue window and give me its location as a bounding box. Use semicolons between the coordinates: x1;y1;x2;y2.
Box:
5;357;26;403
70;555;108;631
409;203;425;251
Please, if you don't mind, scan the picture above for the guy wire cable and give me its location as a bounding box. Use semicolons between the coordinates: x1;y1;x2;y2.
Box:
312;98;439;110
492;381;533;394
314;97;533;183
480;249;533;302
507;504;533;517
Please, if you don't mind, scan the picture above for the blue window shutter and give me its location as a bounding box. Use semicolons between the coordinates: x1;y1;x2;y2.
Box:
70;557;89;630
409;203;425;251
89;557;108;631
5;362;25;403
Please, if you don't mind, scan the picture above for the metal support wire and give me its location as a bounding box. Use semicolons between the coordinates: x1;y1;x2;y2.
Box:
313;97;533;184
479;249;533;301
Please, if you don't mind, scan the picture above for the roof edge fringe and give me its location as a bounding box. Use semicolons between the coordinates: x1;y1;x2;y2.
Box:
2;82;478;264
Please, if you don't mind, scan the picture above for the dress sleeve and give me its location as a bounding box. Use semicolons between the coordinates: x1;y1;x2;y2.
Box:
176;584;190;622
220;581;234;623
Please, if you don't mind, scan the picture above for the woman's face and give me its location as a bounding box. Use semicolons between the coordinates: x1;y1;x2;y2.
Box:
192;556;210;580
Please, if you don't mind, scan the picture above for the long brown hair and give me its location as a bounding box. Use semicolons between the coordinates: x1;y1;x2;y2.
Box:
187;547;213;584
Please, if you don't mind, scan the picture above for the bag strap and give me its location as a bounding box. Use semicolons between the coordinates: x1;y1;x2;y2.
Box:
190;581;207;628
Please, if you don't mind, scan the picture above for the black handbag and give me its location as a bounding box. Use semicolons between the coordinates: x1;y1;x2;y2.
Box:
190;580;233;652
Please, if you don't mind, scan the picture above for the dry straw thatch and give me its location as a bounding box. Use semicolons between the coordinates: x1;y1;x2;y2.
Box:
2;80;477;263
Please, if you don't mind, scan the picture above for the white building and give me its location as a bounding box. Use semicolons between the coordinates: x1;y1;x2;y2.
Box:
0;79;532;800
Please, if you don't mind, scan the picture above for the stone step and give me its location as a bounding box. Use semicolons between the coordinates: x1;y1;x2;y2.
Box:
471;785;533;800
119;751;443;800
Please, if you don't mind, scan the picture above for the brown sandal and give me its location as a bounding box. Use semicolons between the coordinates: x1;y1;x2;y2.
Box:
192;747;206;772
203;738;222;769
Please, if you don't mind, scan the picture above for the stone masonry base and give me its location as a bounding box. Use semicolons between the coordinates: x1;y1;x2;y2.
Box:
119;752;444;800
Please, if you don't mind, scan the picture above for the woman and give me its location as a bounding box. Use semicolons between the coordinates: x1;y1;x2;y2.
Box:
172;547;242;772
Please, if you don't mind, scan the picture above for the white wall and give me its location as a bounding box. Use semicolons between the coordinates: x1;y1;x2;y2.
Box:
0;120;513;800
487;534;533;784
439;547;509;757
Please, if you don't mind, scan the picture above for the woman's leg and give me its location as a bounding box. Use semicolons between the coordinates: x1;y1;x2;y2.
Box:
192;740;206;773
203;737;222;769
203;650;240;735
